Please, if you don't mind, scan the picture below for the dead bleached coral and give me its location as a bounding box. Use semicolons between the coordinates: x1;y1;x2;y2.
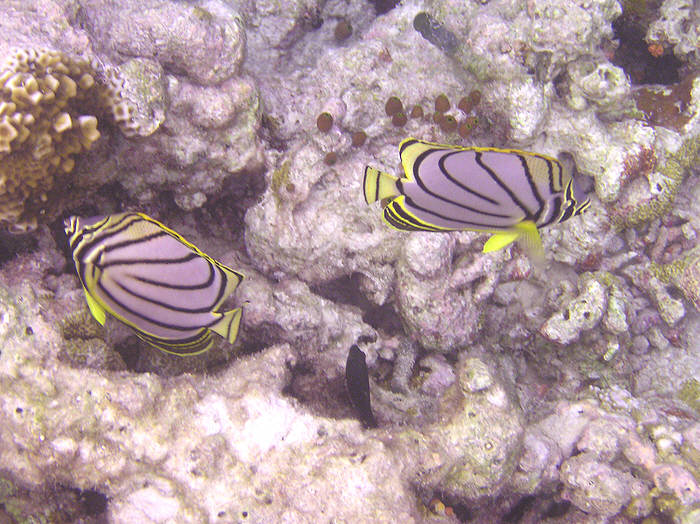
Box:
396;233;504;352
647;0;700;66
0;48;135;233
410;356;524;502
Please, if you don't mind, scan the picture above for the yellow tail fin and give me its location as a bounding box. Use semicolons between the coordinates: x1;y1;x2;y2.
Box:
363;167;399;204
210;306;243;344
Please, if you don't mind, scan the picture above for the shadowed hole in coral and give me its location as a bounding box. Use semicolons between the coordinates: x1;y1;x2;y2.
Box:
113;336;142;371
445;499;473;522
310;273;404;336
259;113;289;152
282;359;356;421
238;322;288;356
667;287;684;300
502;495;537;523
0;231;38;265
611;14;682;85
541;500;571;519
74;487;108;516
370;0;401;15
206;165;267;244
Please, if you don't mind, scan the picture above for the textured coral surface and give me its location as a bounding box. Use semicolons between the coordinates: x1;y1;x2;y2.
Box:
0;0;698;523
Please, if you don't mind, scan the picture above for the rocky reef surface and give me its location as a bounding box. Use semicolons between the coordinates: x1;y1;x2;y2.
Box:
0;0;698;522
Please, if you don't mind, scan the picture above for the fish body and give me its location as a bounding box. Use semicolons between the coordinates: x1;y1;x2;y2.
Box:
65;212;244;356
364;138;591;260
345;344;377;428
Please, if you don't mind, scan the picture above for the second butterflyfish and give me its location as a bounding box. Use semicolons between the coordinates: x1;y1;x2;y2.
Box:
364;138;591;261
65;212;244;356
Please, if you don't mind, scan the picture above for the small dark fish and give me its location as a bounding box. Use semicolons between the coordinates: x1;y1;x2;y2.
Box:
413;12;459;55
345;345;377;428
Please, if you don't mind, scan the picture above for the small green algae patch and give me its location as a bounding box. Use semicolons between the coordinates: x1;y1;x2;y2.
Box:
270;160;292;204
650;247;700;311
678;378;700;413
621;134;700;228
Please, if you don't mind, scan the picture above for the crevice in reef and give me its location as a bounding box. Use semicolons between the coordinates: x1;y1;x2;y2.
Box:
369;0;402;15
0;231;38;266
611;9;683;85
282;357;356;422
310;272;404;336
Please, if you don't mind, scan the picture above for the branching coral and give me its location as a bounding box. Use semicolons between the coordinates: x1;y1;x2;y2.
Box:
0;48;135;233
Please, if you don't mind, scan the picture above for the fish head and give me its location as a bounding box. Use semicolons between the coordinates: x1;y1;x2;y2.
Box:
63;216;77;236
64;215;109;235
567;178;591;216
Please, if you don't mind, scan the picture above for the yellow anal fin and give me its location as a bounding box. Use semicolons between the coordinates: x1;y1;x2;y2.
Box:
483;231;520;253
83;287;106;326
210;306;243;344
482;221;544;263
363;166;399;204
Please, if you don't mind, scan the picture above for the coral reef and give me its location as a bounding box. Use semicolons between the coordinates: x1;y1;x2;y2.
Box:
0;0;698;522
0;48;130;233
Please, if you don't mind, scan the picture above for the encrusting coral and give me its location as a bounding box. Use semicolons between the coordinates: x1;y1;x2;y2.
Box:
0;48;134;233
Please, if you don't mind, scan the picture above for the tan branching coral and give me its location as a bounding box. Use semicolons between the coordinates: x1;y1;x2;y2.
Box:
0;48;136;233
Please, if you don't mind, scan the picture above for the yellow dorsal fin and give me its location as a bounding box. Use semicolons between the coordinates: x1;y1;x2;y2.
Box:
399;138;443;181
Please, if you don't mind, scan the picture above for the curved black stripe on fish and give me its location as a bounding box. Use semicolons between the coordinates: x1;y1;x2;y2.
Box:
131;260;216;290
438;151;500;206
402;195;513;230
385;201;444;231
410;149;513;218
100;252;201;268
516;154;546;221
474;152;533;219
72;215;142;268
101;231;170;255
112;271;221;314
95;278;223;332
540;196;563;228
384;207;426;231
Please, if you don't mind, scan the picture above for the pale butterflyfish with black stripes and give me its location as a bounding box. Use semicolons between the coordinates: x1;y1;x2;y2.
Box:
363;138;591;261
65;212;244;356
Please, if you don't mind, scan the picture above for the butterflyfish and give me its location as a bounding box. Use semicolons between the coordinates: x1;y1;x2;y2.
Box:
65;212;244;356
364;138;591;261
345;344;377;428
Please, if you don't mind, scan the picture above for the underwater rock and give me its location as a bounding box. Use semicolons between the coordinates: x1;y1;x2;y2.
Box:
560;451;643;516
395;234;501;352
0;272;417;522
81;0;246;85
540;273;608;345
415;357;524;502
1;0;699;521
647;0;700;66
